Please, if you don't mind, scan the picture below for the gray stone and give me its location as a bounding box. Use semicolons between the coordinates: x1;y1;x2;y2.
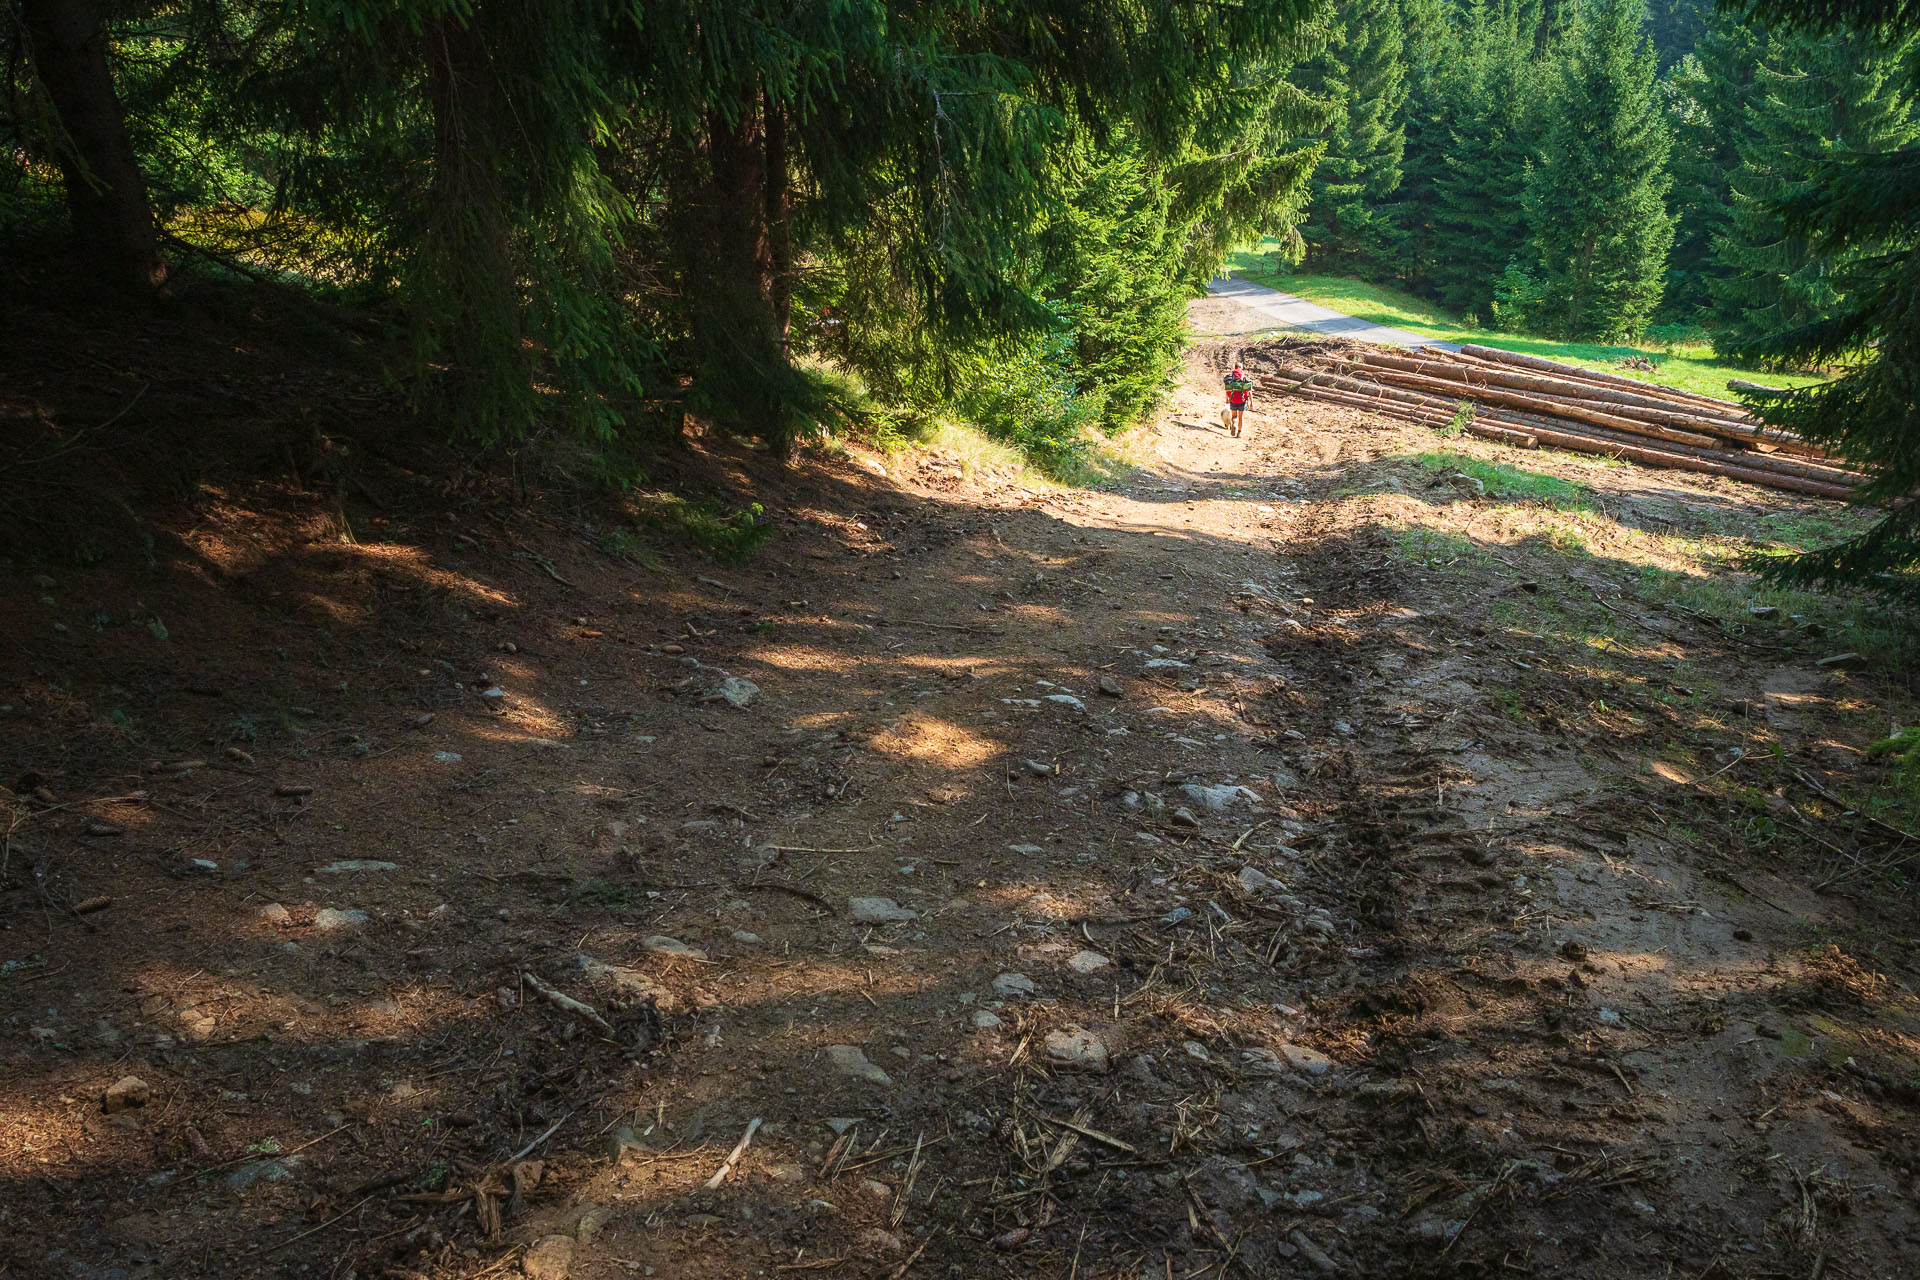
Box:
972;1010;1003;1030
1045;694;1085;711
1278;1043;1335;1076
826;1045;892;1086
641;935;707;961
1237;866;1281;894
1171;807;1200;828
604;1126;643;1163
1181;783;1260;812
1065;949;1109;975
1044;1026;1109;1072
227;1157;300;1190
991;972;1036;998
318;860;399;873
848;897;917;924
705;677;760;708
312;908;369;931
1240;1048;1286;1076
574;1205;613;1245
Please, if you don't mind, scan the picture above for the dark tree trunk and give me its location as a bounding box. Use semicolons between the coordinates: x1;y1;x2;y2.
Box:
763;91;792;348
668;99;793;449
695;104;782;375
19;0;164;290
421;10;520;418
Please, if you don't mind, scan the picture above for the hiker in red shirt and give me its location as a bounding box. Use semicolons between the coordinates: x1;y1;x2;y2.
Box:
1224;366;1253;438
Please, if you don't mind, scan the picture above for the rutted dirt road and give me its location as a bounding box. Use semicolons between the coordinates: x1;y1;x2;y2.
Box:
5;304;1920;1280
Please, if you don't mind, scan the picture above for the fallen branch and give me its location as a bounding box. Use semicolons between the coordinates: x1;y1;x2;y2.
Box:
522;971;615;1036
704;1116;763;1190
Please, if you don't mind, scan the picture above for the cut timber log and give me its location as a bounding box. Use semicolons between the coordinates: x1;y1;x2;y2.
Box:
1287;382;1539;447
1351;350;1819;454
1347;365;1728;450
1486;410;1861;487
1457;344;1751;417
1474;418;1853;499
1263;362;1854;498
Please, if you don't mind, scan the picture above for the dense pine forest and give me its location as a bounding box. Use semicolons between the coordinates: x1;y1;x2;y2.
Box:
2;0;1916;586
1299;0;1915;350
11;6;1920;1277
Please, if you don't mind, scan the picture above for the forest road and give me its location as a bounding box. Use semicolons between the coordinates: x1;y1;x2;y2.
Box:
499;331;1919;1278
12;313;1919;1280
1205;274;1462;349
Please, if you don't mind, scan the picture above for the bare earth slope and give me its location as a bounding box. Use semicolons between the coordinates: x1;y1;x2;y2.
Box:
5;304;1919;1280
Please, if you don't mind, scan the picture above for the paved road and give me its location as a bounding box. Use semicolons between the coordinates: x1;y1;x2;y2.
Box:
1206;275;1461;351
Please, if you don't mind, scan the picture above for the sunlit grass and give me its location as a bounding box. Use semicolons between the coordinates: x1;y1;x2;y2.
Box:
1406;451;1597;511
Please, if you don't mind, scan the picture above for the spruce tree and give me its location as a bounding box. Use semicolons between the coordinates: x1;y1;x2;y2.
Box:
1662;14;1764;323
1727;0;1920;594
1299;0;1410;273
1708;30;1917;351
1381;0;1459;291
1522;0;1675;340
1431;0;1542;318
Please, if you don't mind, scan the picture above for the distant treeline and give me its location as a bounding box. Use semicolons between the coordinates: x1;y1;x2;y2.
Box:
1296;0;1915;349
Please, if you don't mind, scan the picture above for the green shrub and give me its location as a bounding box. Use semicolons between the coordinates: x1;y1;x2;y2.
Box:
954;332;1101;476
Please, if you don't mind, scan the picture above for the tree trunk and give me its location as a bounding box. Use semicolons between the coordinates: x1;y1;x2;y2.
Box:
19;0;164;290
421;10;521;424
763;91;792;349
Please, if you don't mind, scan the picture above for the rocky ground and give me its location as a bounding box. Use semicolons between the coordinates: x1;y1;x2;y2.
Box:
5;295;1920;1280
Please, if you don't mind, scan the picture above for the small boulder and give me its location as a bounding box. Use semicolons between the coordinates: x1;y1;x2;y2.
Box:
848;897;917;924
1044;1026;1109;1072
1278;1043;1335;1076
312;908;369;931
705;677;760;708
1065;949;1110;975
1237;866;1281;894
826;1045;893;1086
1181;783;1261;812
992;972;1036;998
103;1076;150;1113
522;1234;575;1280
641;935;707;962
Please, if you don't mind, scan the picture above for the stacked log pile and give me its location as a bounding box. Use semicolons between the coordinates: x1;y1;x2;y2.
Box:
1256;341;1856;499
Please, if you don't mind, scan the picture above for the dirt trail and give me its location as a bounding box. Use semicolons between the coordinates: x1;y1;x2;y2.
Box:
6;309;1920;1280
